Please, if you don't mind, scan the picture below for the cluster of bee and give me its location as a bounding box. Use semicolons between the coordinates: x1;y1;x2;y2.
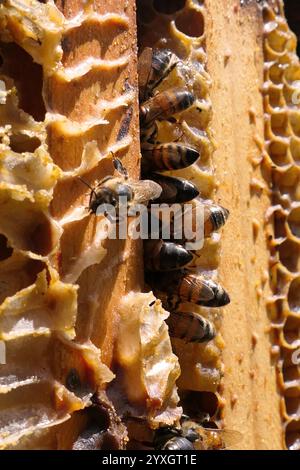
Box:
138;47;230;346
136;48;235;450
79;48;234;450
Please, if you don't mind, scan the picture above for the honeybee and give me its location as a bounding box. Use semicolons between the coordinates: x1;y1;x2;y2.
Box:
138;47;179;101
146;270;230;307
125;415;241;451
149;173;199;203
166;310;216;343
155;417;242;450
140;88;195;127
148;200;229;244
163;200;230;243
79;158;162;216
144;239;193;271
141;142;200;172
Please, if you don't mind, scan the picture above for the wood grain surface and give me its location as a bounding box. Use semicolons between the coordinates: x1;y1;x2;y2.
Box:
48;0;143;368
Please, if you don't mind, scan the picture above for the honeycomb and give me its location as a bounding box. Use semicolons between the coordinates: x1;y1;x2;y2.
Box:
0;0;122;449
137;0;225;427
0;0;184;449
262;0;300;451
0;0;227;449
3;0;299;451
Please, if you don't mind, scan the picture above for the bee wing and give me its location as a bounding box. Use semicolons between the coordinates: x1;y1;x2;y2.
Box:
138;47;153;100
130;180;162;204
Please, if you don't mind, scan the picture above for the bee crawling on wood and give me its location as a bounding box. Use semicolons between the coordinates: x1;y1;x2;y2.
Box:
138;47;179;101
79;158;162;216
166;310;216;343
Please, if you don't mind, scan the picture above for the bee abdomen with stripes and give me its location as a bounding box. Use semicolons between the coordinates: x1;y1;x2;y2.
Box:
141;143;200;172
147;271;230;307
166;310;216;343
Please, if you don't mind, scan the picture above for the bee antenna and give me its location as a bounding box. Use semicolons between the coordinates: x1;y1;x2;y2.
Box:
78;176;94;191
113;156;128;179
